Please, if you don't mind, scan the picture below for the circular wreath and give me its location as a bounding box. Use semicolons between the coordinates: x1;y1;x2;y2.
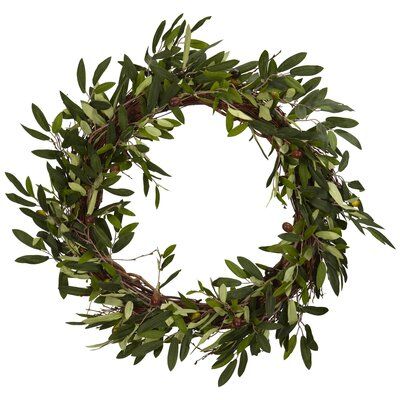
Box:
6;15;394;386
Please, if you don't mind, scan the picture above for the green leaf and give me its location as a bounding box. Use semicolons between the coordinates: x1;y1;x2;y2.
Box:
83;312;122;325
237;257;263;280
167;338;179;371
12;229;36;248
94;82;115;94
135;76;153;96
192;16;211;32
326;117;358;128
278;232;301;242
339;150;349;171
302;306;329;315
366;227;395;248
113;232;134;253
6;193;36;207
290;65;323;76
316;261;327;289
315;231;340;240
300;336;312;369
77;58;86;93
21;124;49;141
225;259;247;279
348;180;365;191
212;277;242;287
182;24;191;69
258;50;269;79
287;300;297;325
335;129;362;149
93;57;112;85
219;283;227;303
131;341;163;357
278;52;307;72
163;244;176;258
5;172;30;196
160;269;181;289
122;55;138;83
228;107;253;121
152;20;166;52
32;149;59;159
284;335;297;359
235;350;248;377
52;112;63;133
137;311;171;334
228;122;248;137
104;187;134;196
81;101;106;126
218;359;237;387
15;254;49;264
155;186;160;209
180;330;192;361
31;104;50;131
68;182;87;196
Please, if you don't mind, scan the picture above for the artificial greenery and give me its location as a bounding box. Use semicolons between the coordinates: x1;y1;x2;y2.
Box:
6;15;394;385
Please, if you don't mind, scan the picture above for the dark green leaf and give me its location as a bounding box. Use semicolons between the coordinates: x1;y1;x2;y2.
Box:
291;65;323;76
12;229;36;248
326;117;358;128
238;350;248;377
339;150;349;171
348;180;365;192
93;57;111;85
21;124;49;141
218;359;237;387
335;129;362;149
366;227;395;248
302;306;329;316
31;104;50;131
104;187;134;196
152;20;166;52
77;58;86;93
15;254;49;264
160;269;181;289
32;149;60;159
192;16;211;32
112;232;134;253
278;52;307;72
5;173;30;196
225;259;247;279
180;330;192;361
258;50;269;79
167;337;179;371
237;256;263;280
137;311;171;334
6;193;36;207
300;336;312;369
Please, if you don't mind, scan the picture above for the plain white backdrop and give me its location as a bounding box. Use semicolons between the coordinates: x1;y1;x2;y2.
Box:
1;0;399;398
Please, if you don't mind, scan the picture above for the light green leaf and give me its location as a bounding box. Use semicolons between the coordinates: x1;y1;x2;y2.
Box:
219;284;227;303
68;182;87;196
259;105;272;121
83;312;122;325
182;25;191;69
124;301;134;320
135;76;153;96
287;300;297;325
228;107;253;121
315;231;340;240
81;101;106;126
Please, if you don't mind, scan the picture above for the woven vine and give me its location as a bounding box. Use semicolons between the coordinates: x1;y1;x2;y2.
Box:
6;15;394;386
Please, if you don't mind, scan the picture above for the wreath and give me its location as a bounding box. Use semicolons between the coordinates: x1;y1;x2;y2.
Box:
6;15;394;386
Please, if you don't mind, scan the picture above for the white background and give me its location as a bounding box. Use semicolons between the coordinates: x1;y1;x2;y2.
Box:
1;0;399;398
